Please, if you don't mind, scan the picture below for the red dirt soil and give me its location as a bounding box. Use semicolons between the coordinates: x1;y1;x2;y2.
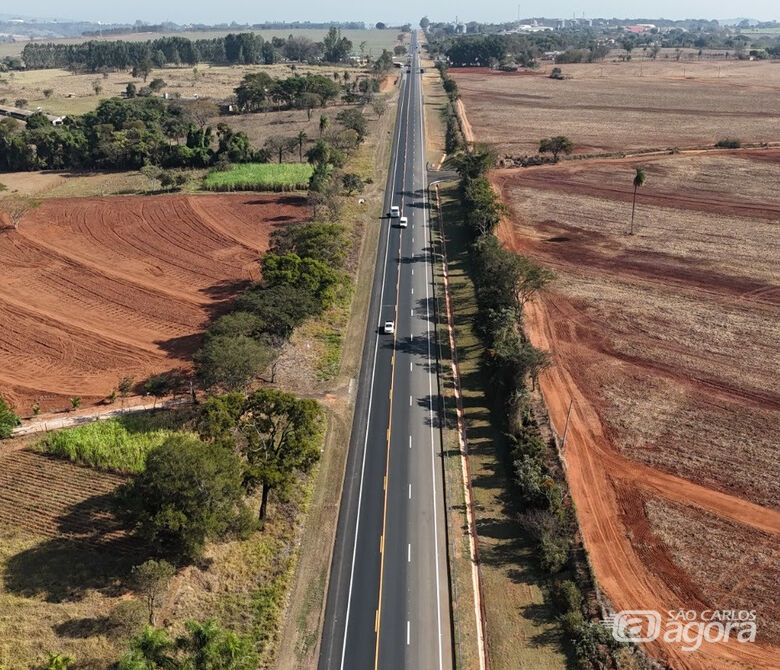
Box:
0;193;308;412
492;162;780;668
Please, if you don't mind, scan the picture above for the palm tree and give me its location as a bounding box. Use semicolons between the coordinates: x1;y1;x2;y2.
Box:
629;167;647;235
296;131;308;162
319;115;329;137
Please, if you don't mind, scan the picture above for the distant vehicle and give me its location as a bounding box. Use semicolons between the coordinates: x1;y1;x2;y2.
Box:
383;321;395;334
390;205;400;218
399;216;408;228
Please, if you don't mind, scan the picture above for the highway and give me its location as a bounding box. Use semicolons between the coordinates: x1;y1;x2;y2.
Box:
319;31;453;670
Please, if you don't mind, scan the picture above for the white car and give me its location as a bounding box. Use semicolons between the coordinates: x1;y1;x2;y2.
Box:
399;216;408;228
390;205;400;218
383;321;395;334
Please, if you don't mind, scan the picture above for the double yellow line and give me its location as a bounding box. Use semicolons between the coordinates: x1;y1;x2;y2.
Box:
374;57;414;670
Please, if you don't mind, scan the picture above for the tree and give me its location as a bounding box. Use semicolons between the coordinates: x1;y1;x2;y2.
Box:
237;389;322;519
114;435;254;561
125;82;137;98
131;559;175;625
118;375;135;399
538;136;573;162
420;16;430;30
0;196;39;230
629;167;647;235
371;96;388;119
93;80;103;96
549;67;564;80
69;396;80;411
0;396;20;439
149;78;167;93
43;88;53;99
342;173;364;195
375;22;387;30
335;108;367;142
296;130;308;162
264;135;296;164
319;114;329;136
14;98;28;109
143;373;171;407
195;334;275;392
140;165;162;189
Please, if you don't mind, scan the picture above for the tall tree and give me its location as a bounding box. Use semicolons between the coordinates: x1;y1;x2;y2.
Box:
115;435;254;561
131;559;175;625
296;130;308;162
630;167;647;235
538;136;573;162
239;389;322;520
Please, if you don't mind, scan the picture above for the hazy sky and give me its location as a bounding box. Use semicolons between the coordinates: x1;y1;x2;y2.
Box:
11;0;779;25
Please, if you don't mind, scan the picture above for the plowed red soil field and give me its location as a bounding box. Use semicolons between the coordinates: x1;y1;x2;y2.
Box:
0;193;308;412
490;151;780;669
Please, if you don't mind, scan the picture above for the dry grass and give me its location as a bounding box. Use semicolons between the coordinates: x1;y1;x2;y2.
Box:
644;497;779;642
496;152;780;508
0;62;377;117
452;59;780;154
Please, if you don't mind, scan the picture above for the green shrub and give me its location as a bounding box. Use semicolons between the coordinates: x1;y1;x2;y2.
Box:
0;396;20;438
715;138;741;149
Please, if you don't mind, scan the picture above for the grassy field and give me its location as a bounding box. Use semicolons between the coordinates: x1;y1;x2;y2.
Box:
35;410;194;474
0;28;403;59
203;162;313;191
0;61;380;117
452;58;780;154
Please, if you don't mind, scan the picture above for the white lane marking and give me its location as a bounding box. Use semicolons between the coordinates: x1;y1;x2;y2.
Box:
409;435;412;449
410;361;413;371
339;62;408;670
408;543;411;562
411;308;414;316
409;395;413;406
407;620;411;645
411;287;414;295
408;483;412;499
411;269;414;275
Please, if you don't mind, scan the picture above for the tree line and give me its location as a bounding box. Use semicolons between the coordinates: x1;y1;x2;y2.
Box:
20;27;359;71
440;62;636;667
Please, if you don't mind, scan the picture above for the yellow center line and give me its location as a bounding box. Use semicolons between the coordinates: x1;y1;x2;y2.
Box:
374;60;413;670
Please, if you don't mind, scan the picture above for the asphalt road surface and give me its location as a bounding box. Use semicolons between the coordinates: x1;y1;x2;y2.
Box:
319;32;454;670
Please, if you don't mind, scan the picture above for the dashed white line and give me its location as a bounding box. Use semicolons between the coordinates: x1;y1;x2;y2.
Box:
407;620;410;645
409;395;413;406
409;436;412;449
408;483;412;499
408;543;411;562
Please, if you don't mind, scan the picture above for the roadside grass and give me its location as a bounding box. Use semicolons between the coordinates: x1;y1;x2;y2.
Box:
434;183;570;670
35;409;194;474
203;162;313;192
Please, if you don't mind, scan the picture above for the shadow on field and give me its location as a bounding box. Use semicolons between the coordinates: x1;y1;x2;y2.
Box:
3;492;146;603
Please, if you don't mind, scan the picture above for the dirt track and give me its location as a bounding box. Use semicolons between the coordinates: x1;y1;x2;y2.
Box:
0;193;308;412
491;152;779;669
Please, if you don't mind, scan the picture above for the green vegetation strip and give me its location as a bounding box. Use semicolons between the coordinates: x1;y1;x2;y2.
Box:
203;163;313;192
35;411;193;474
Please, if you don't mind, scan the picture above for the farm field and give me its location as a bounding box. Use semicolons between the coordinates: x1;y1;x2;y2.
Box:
204;162;313;191
0;192;309;413
451;59;780;154
490;150;780;669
